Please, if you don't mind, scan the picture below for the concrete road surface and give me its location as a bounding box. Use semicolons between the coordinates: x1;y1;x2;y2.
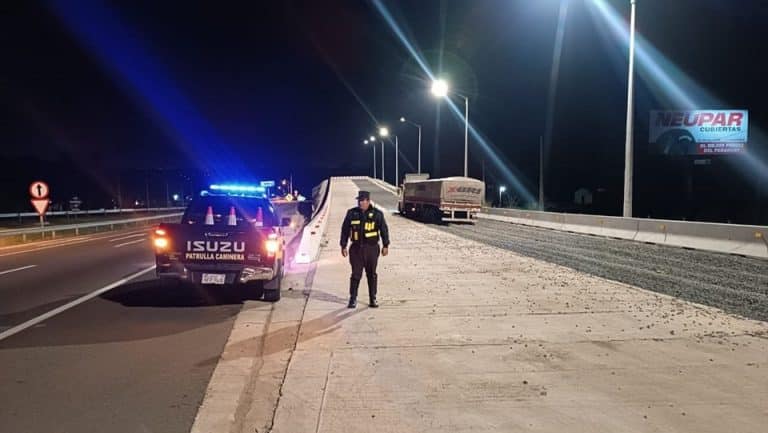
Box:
192;178;767;433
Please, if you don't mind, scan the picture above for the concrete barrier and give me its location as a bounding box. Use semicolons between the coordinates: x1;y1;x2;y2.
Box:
481;207;768;259
294;178;334;264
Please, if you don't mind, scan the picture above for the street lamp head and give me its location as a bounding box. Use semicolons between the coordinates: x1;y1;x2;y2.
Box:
364;140;369;144
431;79;449;97
378;127;389;138
369;135;376;142
499;186;507;193
399;117;406;123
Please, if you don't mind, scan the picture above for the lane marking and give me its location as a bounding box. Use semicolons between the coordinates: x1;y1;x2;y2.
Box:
114;238;148;248
110;233;148;242
102;227;150;242
0;236;96;251
0;229;149;258
0;265;156;342
0;264;37;276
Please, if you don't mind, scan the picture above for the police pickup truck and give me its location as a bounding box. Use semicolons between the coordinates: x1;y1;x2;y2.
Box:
152;185;288;301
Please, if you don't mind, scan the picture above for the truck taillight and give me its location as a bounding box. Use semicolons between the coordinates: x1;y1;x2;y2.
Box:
154;237;169;249
154;228;166;236
265;239;279;255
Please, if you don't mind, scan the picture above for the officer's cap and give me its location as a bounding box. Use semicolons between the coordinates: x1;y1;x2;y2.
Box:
355;191;371;201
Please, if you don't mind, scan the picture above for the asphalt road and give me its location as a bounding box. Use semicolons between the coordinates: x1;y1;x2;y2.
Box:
0;225;267;433
354;178;768;322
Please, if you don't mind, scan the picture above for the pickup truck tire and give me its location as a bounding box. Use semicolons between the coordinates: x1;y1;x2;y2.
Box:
262;259;283;302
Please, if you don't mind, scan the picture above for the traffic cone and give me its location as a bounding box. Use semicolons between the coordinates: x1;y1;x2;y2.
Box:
227;206;237;226
205;206;214;225
254;206;263;227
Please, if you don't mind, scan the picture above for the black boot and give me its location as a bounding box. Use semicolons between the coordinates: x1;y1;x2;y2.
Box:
348;277;360;308
367;272;378;308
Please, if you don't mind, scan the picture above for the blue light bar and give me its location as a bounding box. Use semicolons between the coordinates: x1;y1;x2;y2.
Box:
209;184;266;193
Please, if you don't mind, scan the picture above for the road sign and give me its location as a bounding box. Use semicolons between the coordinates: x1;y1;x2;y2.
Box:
31;199;49;216
29;181;49;199
260;180;275;188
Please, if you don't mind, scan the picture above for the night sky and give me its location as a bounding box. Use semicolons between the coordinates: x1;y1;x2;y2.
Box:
2;1;767;223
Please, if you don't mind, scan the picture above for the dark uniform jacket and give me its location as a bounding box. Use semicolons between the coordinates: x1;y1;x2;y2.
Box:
340;205;390;248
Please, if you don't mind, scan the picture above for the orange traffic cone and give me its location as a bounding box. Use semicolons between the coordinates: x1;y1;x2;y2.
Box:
227;206;237;226
254;206;264;227
205;206;214;225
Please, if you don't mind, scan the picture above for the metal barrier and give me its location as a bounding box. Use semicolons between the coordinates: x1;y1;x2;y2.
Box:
481;208;768;259
0;207;186;220
0;212;183;245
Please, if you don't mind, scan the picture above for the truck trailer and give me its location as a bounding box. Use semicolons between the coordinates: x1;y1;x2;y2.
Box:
398;176;484;223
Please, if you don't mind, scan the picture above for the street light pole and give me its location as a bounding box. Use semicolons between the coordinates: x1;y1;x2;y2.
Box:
623;0;637;217
400;117;423;174
417;124;422;174
463;95;469;178
394;135;399;186
431;79;469;178
365;139;377;179
380;140;385;181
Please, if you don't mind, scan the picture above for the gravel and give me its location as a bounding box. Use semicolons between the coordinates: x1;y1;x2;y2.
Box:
353;179;768;322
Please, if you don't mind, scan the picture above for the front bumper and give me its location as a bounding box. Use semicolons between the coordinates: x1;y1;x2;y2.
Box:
157;261;275;284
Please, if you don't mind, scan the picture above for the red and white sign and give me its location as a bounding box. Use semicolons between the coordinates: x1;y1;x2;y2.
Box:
31;199;49;216
29;181;49;199
29;180;50;216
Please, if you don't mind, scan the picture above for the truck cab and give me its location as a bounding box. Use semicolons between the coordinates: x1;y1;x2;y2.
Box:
152;186;287;301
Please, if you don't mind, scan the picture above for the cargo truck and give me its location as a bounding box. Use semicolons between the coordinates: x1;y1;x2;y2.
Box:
397;176;484;223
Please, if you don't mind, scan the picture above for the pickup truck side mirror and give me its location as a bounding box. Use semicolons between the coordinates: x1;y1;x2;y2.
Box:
281;217;292;227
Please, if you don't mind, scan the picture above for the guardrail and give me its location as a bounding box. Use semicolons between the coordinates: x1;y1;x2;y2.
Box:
0;212;183;245
0;206;186;219
481;208;768;259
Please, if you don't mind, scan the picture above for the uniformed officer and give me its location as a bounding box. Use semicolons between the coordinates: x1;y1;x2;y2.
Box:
340;191;390;308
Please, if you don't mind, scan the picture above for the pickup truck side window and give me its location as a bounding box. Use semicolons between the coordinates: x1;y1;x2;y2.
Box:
183;197;278;227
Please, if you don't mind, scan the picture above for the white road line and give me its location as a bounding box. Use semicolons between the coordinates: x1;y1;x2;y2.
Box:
0;238;98;258
0;229;149;258
0;265;156;342
0;236;95;251
114;238;148;248
109;233;148;242
0;264;37;276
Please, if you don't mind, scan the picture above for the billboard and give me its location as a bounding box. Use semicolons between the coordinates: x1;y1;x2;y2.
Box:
649;110;748;155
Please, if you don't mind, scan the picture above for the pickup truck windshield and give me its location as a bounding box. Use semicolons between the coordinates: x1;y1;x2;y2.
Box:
182;196;277;228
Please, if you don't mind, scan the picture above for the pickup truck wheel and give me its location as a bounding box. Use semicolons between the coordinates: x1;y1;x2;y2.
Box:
262;260;283;302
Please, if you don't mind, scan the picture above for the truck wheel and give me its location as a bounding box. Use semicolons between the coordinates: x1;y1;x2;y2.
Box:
263;259;283;302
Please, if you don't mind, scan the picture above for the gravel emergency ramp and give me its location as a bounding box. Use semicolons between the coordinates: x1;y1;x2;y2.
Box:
264;179;768;433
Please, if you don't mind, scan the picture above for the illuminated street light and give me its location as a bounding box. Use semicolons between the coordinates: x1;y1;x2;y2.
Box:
379;127;389;138
400;116;422;174
430;79;449;97
369;135;375;141
430;78;469;177
363;139;368;144
499;185;507;207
